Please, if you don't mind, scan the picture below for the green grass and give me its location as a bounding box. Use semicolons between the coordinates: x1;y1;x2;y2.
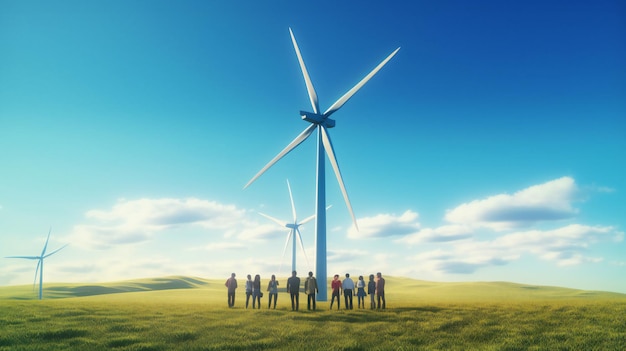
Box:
1;276;624;350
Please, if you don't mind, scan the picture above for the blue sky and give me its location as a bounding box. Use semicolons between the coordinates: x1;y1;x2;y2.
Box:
1;0;625;293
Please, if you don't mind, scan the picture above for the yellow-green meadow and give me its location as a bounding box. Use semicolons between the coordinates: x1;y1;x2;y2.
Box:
1;276;624;350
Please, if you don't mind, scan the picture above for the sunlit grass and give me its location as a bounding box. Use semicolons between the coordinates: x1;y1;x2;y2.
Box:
1;276;624;350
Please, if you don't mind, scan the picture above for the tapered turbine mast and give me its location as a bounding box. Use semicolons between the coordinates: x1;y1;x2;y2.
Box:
245;28;399;301
5;228;68;300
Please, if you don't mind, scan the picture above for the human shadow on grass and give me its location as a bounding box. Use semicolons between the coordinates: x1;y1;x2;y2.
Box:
392;306;446;313
288;306;446;324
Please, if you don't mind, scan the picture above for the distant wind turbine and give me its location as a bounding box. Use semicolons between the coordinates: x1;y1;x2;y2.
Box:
258;180;315;274
5;228;68;300
244;28;399;301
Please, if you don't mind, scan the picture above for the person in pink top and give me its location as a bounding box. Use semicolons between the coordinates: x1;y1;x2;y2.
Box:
329;274;342;310
376;272;386;309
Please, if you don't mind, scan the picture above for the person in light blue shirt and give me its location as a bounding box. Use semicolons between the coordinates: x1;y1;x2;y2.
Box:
342;273;355;310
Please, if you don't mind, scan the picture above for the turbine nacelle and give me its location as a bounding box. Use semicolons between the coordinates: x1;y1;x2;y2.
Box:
300;111;335;128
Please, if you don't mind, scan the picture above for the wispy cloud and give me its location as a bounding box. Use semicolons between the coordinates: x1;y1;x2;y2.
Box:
410;224;618;274
199;242;246;251
394;177;622;275
394;224;473;245
86;198;247;230
348;210;421;239
328;248;368;263
68;198;249;249
444;177;579;231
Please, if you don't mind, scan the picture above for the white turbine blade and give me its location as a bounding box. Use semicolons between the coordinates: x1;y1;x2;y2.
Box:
295;228;311;270
258;212;288;228
244;124;317;189
41;227;52;257
320;126;359;230
44;244;68;259
289;28;319;114
323;47;400;118
286;179;297;223
299;213;316;226
5;255;39;259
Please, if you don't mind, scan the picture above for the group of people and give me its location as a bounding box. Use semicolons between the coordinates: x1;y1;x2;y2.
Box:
330;272;386;310
224;271;386;310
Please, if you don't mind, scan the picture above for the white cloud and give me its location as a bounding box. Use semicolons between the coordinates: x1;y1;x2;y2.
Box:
410;224;617;274
444;177;579;231
394;224;473;245
328;248;368;263
68;198;249;249
199;242;247;251
238;223;288;241
348;210;421;239
492;224;614;266
86;197;246;230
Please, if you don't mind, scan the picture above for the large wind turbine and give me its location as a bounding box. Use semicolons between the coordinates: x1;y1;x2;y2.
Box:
258;180;315;274
245;28;399;301
5;228;68;300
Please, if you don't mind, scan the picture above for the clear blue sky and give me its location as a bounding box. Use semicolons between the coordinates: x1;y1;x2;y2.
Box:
1;0;625;293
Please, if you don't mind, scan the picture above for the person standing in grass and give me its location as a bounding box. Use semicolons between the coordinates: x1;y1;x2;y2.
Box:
225;273;238;308
245;274;253;309
376;272;386;309
286;270;300;311
329;274;342;310
252;274;262;309
356;275;366;309
267;274;279;309
368;274;376;309
304;271;318;311
342;273;355;310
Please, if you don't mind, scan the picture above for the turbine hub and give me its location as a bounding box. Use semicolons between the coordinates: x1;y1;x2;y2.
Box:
300;111;335;128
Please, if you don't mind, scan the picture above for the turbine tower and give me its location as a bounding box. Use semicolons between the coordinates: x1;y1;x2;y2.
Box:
245;28;399;301
258;180;315;274
5;228;68;300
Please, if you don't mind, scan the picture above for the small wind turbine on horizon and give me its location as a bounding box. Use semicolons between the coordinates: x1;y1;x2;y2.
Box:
258;180;331;275
245;28;399;301
5;228;68;300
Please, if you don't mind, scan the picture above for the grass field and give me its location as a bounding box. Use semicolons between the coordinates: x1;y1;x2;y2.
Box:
1;276;625;350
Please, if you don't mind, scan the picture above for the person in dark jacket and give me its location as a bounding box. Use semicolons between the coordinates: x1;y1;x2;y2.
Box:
225;273;237;308
286;271;301;311
252;274;262;309
367;274;376;309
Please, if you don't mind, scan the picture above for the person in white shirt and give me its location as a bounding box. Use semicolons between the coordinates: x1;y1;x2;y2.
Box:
356;275;366;308
342;273;355;310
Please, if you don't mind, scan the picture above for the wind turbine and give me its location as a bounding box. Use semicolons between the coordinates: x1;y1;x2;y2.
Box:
244;28;399;301
258;180;315;274
5;228;68;300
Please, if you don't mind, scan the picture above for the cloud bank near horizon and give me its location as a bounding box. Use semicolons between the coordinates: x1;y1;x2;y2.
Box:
35;176;621;283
